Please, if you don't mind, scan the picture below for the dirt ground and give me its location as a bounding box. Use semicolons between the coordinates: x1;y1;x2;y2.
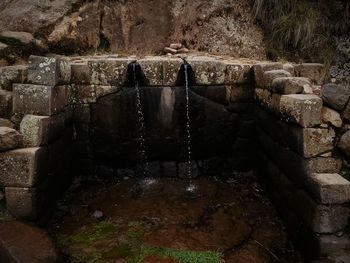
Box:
49;173;303;263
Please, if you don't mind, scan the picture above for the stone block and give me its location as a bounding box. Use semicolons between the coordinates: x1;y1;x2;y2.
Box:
262;154;349;233
253;62;283;88
0;127;23;152
139;58;164;86
321;83;350;111
256;108;334;157
263;69;292;87
321;107;342;128
71;62;92;84
294;63;324;85
271;77;312;94
187;57;226;85
258;128;340;186
20;115;50;146
12;84;67;117
0;65;27;90
255;89;322;127
280;94;322;127
89;58;133;86
162;57;182;86
0;90;12;118
0;147;48;187
5;187;40;220
309;173;350;204
28;55;71;86
227;85;254;102
225;63;252;84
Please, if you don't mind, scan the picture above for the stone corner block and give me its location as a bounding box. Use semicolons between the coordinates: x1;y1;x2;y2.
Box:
0;147;48;187
28;55;71;86
309;173;350;204
20;115;50;147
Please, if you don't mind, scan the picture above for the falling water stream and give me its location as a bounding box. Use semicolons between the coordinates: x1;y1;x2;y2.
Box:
132;63;150;177
184;63;196;193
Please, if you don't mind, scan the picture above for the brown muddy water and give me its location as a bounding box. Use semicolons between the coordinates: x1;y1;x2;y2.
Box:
48;173;303;263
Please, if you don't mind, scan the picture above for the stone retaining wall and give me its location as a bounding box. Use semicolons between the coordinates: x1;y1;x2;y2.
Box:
0;55;349;261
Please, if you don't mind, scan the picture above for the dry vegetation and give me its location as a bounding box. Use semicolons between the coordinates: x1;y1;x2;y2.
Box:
253;0;350;64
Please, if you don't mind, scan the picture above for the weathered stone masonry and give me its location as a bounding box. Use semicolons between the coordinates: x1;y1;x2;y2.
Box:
0;55;350;261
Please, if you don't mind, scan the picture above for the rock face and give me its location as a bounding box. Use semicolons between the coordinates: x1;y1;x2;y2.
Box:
0;0;266;58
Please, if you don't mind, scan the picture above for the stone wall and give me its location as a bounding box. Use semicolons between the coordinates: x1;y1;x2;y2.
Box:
0;55;350;261
253;62;350;262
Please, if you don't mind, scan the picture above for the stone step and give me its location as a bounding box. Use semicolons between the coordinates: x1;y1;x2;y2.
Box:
263;69;292;87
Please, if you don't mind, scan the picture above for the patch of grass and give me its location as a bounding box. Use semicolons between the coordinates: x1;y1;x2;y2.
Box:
138;246;222;263
60;220;117;246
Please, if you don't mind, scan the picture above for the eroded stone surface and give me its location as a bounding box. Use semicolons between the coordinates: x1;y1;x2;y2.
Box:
0;127;22;152
253;63;283;88
20;115;50;147
188;57;226;85
321;107;342;128
0;90;12;118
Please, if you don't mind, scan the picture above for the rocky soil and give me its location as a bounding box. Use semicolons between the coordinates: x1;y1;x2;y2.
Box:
0;0;266;65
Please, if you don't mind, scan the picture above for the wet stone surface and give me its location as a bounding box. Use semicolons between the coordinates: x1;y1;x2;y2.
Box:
49;173;302;263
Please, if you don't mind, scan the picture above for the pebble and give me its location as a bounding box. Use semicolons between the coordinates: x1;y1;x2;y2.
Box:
92;210;104;219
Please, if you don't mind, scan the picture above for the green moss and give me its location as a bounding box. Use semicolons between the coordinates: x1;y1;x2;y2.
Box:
60;220;117;246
